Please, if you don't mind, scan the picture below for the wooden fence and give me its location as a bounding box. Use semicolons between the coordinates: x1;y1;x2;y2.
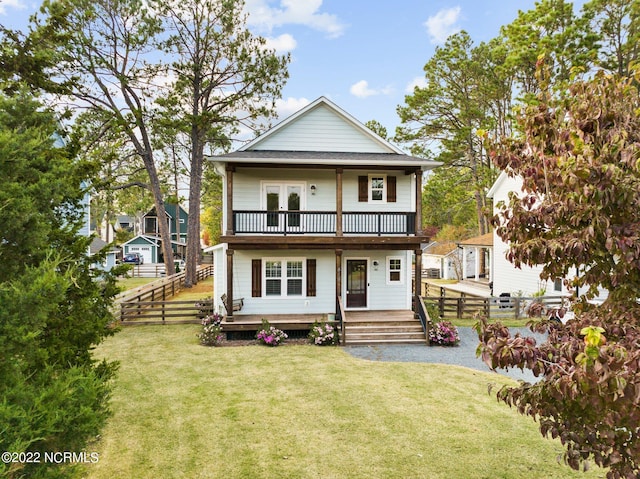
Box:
422;295;567;320
117;264;214;324
120;299;212;324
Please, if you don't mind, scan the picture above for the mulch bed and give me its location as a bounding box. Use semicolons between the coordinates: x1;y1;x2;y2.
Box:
212;337;312;347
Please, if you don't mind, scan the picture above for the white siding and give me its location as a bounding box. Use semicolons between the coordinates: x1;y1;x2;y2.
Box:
233;168;335;210
343;170;412;211
217;248;413;316
343;250;412;311
233;168;415;213
491;174;609;301
232;250;335;316
252;104;390;153
491;174;549;295
212;245;226;314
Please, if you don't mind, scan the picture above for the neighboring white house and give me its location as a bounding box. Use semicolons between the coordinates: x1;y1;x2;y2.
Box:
208;96;440;319
488;170;609;302
422;241;462;280
487;171;565;297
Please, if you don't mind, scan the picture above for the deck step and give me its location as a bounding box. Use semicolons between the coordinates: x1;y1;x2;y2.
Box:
346;338;427;345
346;325;424;334
343;315;427;345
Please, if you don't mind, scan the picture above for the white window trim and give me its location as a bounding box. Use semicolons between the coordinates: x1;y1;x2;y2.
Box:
368;174;387;204
260;181;307;211
386;255;404;285
262;257;306;298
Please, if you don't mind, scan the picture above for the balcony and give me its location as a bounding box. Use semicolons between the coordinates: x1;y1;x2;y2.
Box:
232;210;417;236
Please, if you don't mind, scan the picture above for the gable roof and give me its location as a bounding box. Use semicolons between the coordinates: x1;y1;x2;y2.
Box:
144;203;188;220
122;234;159;247
487;170;509;199
213;97;441;171
457;233;493;247
241;96;402;154
423;241;459;256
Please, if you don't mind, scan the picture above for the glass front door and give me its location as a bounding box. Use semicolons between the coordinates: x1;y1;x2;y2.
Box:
346;259;367;308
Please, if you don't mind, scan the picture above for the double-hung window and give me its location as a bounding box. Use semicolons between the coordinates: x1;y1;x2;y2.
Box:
358;175;396;203
370;175;386;202
263;258;305;297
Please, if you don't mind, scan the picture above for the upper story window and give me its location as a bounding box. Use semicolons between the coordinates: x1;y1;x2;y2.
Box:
358;175;397;204
370;176;385;201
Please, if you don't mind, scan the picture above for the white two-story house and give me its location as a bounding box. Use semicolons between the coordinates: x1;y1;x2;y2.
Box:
209;97;440;341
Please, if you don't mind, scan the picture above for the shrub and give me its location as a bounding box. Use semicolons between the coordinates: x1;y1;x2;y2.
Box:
194;298;214;318
429;321;460;346
424;300;441;322
256;319;287;347
197;313;223;346
308;321;339;346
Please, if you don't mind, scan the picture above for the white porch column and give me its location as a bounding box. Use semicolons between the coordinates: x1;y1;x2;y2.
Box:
474;246;481;281
462;246;468;279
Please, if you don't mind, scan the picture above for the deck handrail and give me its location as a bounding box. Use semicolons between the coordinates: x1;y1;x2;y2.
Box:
415;295;432;344
233;210;416;236
336;295;346;345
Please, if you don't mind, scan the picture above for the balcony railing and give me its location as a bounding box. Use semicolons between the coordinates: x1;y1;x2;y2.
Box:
232;210;416;236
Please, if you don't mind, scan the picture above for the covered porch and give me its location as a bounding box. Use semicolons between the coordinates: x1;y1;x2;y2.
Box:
221;309;426;345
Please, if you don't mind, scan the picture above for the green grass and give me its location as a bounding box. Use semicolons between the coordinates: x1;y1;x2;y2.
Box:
86;326;607;479
116;277;157;292
452;317;533;328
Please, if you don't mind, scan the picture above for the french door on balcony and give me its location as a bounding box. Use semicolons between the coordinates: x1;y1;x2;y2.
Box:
263;182;304;232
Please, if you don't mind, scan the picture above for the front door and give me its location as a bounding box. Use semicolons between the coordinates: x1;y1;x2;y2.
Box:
346;259;367;308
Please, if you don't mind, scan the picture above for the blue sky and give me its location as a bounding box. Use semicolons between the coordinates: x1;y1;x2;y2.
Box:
0;0;584;135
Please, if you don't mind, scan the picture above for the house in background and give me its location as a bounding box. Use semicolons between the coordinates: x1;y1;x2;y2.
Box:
121;202;188;264
422;241;462;280
457;232;493;283
89;237;119;270
208;97;440;343
143;203;188;244
488;171;610;302
487;171;563;297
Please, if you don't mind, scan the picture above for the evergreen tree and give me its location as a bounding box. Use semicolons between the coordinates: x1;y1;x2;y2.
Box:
0;90;118;479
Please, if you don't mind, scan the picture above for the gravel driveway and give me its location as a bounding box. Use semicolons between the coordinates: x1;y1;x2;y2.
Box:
345;326;546;383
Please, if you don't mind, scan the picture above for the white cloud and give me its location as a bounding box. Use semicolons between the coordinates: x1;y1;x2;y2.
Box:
244;0;346;38
424;6;462;44
0;0;26;15
264;33;297;53
405;76;428;93
349;80;393;99
275;97;311;118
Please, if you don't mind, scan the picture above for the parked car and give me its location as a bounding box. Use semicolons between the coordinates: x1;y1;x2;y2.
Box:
123;252;144;265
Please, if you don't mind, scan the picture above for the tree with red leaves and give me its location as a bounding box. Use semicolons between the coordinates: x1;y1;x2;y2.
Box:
477;68;640;478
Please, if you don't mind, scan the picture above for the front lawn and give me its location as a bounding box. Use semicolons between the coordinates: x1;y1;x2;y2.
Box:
86;326;606;479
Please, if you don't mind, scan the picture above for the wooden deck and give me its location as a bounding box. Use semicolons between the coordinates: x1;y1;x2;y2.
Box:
222;313;332;332
222;309;427;344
